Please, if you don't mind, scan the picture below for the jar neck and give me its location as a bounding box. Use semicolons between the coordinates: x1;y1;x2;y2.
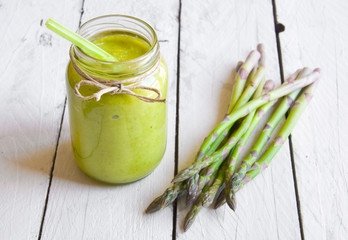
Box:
70;15;160;80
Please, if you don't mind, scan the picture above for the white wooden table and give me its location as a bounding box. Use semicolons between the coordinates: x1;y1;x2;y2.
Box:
1;0;347;239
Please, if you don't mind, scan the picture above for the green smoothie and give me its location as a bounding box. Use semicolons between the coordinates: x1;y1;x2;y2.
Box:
67;30;168;184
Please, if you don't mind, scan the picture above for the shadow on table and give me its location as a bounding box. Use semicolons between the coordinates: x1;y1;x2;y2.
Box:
16;140;124;188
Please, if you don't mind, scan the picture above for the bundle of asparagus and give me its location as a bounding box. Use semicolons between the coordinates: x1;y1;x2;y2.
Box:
145;44;320;231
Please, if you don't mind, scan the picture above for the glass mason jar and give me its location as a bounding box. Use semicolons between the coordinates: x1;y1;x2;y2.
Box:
66;15;168;184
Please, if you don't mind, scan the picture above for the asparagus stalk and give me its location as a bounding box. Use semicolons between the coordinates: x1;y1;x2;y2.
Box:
226;68;312;209
231;44;266;112
232;67;265;111
186;131;228;205
187;45;266;203
217;45;267;207
240;73;320;190
147;61;249;212
189;65;266;201
201;163;227;207
172;70;319;183
187;101;261;205
186;59;249;204
175;100;261;184
224;80;276;205
228;50;261;113
223;80;273;210
183;162;226;231
186;58;265;203
244;67;257;92
215;104;277;210
193;159;223;203
216;69;314;209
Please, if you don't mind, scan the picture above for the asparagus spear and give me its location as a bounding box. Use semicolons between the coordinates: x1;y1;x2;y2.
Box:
186;59;248;205
231;44;266;112
191;145;233;206
221;44;268;196
183;163;226;231
230;44;266;112
244;67;257;92
181;113;251;195
228;50;261;113
189;64;266;200
240;73;320;190
257;43;266;68
224;80;276;203
192;53;258;169
187;45;265;203
201;163;227;207
172;70;320;183
215;69;313;209
226;68;312;209
175;62;268;187
180;99;261;182
186;53;265;202
145;182;186;213
214;188;226;209
183;201;203;232
232;67;265;111
185;89;264;210
186;131;228;205
186;173;199;205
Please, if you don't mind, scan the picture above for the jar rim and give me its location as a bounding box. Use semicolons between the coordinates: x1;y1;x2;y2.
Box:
71;14;160;79
73;14;158;64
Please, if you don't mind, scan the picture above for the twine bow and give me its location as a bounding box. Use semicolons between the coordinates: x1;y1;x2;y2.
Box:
69;47;166;103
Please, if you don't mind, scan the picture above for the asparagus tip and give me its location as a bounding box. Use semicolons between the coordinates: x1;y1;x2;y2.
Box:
183;206;200;232
145;196;162;214
225;190;236;211
214;190;226;209
236;61;243;72
263;80;275;93
246;50;261;63
257;43;266;67
183;221;193;232
313;68;321;73
257;43;265;52
172;175;184;183
286;69;302;83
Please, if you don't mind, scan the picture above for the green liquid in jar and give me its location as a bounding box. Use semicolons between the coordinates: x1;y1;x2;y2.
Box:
66;31;168;184
94;33;150;61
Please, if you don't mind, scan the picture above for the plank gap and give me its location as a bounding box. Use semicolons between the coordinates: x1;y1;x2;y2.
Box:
78;0;86;26
37;1;86;238
37;97;67;240
288;135;305;239
271;0;305;239
172;0;182;239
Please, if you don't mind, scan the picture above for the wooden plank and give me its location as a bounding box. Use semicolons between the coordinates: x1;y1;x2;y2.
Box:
176;0;302;239
40;1;179;239
276;0;348;239
0;0;82;239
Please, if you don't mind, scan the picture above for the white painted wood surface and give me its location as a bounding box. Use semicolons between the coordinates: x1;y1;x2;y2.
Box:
0;0;81;239
277;0;348;239
0;0;346;239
